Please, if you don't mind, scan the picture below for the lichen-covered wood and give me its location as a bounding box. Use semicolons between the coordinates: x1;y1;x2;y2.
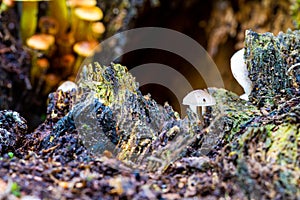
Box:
245;29;300;106
0;29;299;199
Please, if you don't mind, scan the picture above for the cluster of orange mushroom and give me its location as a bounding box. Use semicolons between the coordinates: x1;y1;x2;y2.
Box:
10;0;105;94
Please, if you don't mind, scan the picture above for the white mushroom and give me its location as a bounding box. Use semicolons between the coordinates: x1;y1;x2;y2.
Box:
182;89;216;118
57;81;78;92
230;48;253;101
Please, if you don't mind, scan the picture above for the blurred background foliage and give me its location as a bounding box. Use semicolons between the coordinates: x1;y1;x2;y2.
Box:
0;0;299;129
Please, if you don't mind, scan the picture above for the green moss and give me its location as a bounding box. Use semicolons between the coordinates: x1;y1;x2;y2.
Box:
7;152;14;159
11;182;21;197
267;124;299;166
208;88;260;142
230;121;299;198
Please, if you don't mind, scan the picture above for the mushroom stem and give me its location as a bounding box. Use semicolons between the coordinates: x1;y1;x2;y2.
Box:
73;55;96;75
72;55;84;75
43;74;61;95
31;57;49;93
189;105;197;114
49;0;68;38
69;7;78;39
201;106;206;116
74;19;89;41
183;89;216;122
20;1;38;42
56;32;75;55
198;106;205;122
189;105;204;121
59;54;75;78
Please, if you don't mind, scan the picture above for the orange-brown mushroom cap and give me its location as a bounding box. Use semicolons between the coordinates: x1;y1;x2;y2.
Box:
74;6;103;21
26;34;55;51
91;22;105;35
73;40;100;57
36;58;49;70
67;0;97;7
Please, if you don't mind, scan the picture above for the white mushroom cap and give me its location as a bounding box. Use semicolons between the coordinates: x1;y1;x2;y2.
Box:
57;81;78;92
183;89;216;106
230;48;253;100
183;89;216;113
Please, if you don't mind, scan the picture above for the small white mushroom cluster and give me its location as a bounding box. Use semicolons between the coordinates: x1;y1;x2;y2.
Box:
230;48;253;101
183;89;216;118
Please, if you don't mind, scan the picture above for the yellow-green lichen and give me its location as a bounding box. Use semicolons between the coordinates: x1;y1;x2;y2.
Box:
76;62;139;106
267;124;299;166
